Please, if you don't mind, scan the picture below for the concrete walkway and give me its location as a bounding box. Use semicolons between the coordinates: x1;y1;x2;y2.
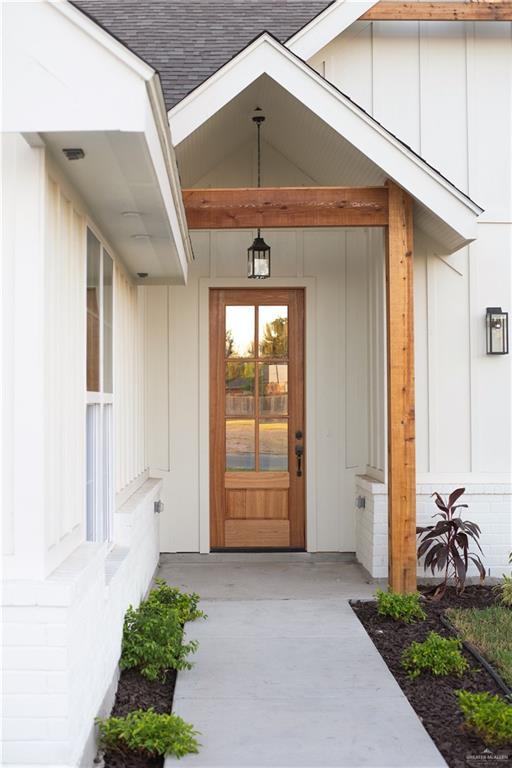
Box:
159;554;445;768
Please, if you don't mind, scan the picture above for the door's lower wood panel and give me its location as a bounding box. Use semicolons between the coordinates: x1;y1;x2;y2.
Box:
225;472;289;490
227;489;288;520
224;519;290;547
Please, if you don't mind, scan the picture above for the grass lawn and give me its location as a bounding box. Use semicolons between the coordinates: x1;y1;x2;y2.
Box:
447;605;512;687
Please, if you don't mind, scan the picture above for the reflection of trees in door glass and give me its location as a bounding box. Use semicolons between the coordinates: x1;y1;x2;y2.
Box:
225;306;255;358
259;306;288;357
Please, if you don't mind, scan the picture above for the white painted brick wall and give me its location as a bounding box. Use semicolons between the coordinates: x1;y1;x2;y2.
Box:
1;479;162;768
355;477;512;580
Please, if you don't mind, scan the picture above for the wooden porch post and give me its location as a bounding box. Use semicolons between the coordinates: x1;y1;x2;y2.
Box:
385;180;417;593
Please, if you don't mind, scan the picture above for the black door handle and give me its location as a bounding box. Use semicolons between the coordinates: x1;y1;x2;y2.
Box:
295;444;304;477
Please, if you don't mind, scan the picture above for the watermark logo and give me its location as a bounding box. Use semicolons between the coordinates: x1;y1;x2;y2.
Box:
466;748;511;764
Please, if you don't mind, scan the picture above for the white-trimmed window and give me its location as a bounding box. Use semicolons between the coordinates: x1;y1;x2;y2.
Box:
86;228;114;542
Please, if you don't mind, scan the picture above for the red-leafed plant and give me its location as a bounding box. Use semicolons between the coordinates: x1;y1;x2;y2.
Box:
417;488;485;600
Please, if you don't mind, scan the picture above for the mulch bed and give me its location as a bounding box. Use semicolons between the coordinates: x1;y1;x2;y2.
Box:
98;669;177;768
352;586;512;768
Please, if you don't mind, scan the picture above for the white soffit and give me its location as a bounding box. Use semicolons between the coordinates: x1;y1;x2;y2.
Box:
286;0;380;60
43;131;187;283
169;34;482;253
4;0;191;282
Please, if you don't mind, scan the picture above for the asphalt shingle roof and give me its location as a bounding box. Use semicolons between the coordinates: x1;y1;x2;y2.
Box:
72;0;334;109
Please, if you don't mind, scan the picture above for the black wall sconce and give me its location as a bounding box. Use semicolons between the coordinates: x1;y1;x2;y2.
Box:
486;307;509;355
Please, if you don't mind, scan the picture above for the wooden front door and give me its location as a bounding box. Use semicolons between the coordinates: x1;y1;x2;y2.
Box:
210;288;305;549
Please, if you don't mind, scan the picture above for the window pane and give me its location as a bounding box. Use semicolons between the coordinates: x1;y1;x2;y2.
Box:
86;230;101;392
226;362;255;417
103;253;113;394
259;419;288;471
258;306;288;357
259;363;288;416
103;403;113;541
226;419;255;471
86;403;100;540
226;305;255;358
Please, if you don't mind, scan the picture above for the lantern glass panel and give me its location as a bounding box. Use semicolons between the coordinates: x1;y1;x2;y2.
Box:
247;236;271;279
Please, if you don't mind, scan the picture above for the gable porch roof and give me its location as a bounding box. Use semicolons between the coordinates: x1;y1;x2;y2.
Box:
169;32;482;254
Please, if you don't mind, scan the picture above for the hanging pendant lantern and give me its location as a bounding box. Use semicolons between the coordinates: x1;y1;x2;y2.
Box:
248;108;271;279
247;231;271;279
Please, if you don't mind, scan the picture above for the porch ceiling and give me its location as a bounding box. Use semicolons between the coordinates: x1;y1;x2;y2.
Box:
171;34;482;255
177;75;383;189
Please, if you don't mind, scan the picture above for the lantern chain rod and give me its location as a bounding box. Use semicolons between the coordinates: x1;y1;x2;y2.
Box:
253;108;265;239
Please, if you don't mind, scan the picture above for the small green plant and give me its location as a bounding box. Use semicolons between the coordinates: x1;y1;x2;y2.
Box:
494;574;512;608
456;690;512;747
376;589;426;623
147;579;205;623
97;708;200;759
493;554;512;607
401;631;468;679
120;599;198;681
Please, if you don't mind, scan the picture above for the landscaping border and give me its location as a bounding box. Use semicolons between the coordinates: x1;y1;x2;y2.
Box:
440;614;512;700
351;587;512;768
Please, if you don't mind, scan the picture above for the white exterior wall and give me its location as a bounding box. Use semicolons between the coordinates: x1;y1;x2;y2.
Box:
2;137;151;578
356;476;512;578
1;136;158;766
2;135;87;581
44;176;86;575
148;20;511;560
309;21;512;481
114;265;148;502
2;479;161;768
309;21;512;572
146;227;375;553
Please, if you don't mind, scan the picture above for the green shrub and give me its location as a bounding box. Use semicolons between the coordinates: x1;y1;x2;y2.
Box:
147;580;205;623
120;600;198;681
97;708;199;759
456;690;512;747
494;574;512;608
402;631;468;679
376;589;426;623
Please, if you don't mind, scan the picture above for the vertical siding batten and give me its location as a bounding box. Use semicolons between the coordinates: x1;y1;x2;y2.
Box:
44;176;86;573
114;263;148;499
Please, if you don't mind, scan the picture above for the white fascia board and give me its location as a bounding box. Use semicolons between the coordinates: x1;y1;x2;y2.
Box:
169;34;482;244
50;0;155;81
145;77;193;273
286;0;380;60
169;35;272;144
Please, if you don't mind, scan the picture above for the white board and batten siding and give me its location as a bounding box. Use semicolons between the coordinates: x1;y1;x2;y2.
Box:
145;227;379;554
114;264;149;502
2;138;160;767
308;21;511;573
45;168;151;551
44;176;86;575
2;136;86;580
2;138;151;580
309;21;512;480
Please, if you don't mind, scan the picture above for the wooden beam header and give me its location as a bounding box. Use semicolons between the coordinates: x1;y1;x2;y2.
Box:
183;187;388;229
361;1;512;21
